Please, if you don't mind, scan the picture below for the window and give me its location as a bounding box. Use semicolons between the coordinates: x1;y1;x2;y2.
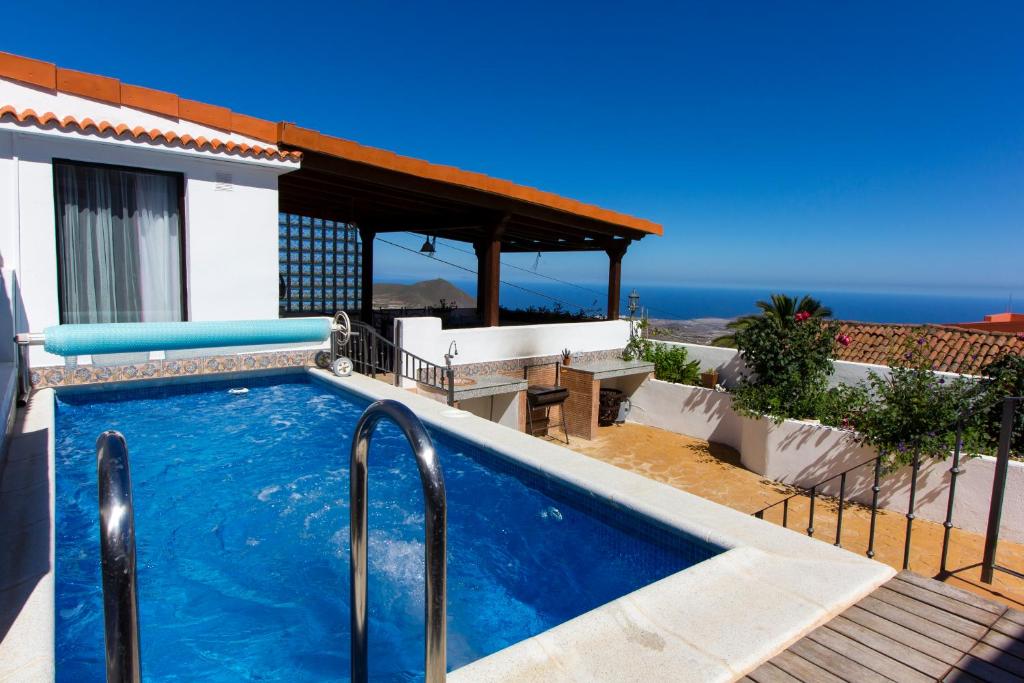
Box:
278;213;361;315
53;161;186;323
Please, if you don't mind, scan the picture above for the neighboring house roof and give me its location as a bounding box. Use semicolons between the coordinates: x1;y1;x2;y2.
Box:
0;106;302;162
0;50;662;237
948;312;1024;335
834;321;1024;375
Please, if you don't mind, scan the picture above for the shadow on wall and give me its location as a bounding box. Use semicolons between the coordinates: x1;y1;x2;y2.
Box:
779;424;961;515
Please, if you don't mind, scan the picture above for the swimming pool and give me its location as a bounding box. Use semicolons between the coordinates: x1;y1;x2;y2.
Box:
55;373;719;681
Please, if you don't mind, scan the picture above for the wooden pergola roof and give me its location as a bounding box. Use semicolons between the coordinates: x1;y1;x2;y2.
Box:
276;124;661;252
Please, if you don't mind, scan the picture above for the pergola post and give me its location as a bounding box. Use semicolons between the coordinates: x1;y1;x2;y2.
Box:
359;225;375;323
478;216;508;327
606;242;628;320
473;241;485;319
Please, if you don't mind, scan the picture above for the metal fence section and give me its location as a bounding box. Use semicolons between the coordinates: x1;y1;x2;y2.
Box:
336;321;456;405
751;397;1022;583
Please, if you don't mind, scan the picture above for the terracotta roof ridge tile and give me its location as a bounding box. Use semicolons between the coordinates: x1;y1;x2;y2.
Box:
0;105;301;162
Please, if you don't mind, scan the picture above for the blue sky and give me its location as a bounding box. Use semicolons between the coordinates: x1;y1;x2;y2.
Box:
6;1;1022;297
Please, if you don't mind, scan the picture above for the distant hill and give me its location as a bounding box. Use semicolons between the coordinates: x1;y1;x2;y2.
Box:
372;279;475;309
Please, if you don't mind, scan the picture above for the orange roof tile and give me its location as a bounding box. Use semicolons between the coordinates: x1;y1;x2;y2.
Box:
0;106;301;162
834;322;1024;375
0;50;661;236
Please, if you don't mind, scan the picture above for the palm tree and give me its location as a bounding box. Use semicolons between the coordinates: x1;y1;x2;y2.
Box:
712;294;833;347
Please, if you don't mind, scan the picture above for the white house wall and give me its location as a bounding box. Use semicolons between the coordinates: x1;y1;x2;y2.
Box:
0;79;299;368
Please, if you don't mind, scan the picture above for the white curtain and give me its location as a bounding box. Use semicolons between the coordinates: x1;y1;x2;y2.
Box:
55;164;181;323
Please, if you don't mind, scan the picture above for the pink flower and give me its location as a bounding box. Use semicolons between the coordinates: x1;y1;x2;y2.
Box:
836;334;851;347
794;311;811;322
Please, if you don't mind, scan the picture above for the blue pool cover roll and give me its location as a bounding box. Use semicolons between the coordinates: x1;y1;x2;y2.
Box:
43;318;332;357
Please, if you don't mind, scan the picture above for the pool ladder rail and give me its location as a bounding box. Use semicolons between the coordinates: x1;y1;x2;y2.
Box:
96;431;142;683
93;398;448;683
350;399;448;683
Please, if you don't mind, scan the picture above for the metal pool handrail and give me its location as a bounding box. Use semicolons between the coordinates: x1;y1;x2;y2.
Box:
96;430;142;683
350;400;447;683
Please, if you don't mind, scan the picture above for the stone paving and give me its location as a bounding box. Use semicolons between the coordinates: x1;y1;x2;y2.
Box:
560;422;1024;610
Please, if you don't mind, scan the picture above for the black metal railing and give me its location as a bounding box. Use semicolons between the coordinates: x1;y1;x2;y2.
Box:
336;322;455;405
751;396;1022;583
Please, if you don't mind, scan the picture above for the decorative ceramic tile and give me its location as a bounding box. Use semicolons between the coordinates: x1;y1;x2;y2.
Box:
202;356;239;374
120;362;163;381
34;367;66;388
162;359;201;377
71;365;120;384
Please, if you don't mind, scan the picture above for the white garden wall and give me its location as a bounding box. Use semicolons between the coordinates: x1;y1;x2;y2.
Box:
657;339;964;389
394;317;631;367
629;379;1024;543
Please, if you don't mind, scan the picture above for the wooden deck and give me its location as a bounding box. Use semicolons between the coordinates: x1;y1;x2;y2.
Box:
744;571;1024;682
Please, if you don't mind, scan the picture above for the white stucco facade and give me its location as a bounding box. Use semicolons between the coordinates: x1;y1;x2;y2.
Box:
0;77;300;368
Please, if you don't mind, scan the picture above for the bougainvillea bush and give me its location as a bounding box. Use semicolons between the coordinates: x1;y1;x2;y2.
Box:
819;331;986;470
732;311;840;422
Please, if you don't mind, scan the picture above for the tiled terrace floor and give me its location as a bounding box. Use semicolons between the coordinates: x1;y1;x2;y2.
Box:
560;422;1024;610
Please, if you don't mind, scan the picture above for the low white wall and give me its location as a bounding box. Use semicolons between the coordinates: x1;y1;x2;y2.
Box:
658;340;963;389
394;317;631;367
629;379;1024;543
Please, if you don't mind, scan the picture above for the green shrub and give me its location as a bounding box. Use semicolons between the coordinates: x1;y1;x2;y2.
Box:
644;343;702;385
621;319;701;385
621;319;653;361
817;384;871;430
820;330;984;469
853;366;980;469
732;313;840;422
978;354;1024;459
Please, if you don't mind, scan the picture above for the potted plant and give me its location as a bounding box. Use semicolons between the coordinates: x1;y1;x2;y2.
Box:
701;367;719;389
561;348;572;366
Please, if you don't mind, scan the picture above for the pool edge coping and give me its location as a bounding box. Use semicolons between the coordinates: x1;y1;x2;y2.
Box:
310;370;896;682
0;387;56;682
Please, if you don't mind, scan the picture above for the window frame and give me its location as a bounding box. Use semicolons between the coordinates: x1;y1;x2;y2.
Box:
52;158;189;324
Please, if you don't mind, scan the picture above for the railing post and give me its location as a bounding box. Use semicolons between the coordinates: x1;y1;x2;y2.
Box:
369;333;378;379
903;453;921;570
393;343;401;387
940;419;964;577
835;472;847;547
867;456;882;559
446;367;455;406
807;486;816;537
982;398;1016;584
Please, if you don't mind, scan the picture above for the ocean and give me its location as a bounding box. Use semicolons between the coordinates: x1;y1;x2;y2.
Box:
435;278;1015;325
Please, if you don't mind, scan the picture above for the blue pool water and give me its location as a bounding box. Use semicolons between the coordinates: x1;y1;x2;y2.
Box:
55;374;718;681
